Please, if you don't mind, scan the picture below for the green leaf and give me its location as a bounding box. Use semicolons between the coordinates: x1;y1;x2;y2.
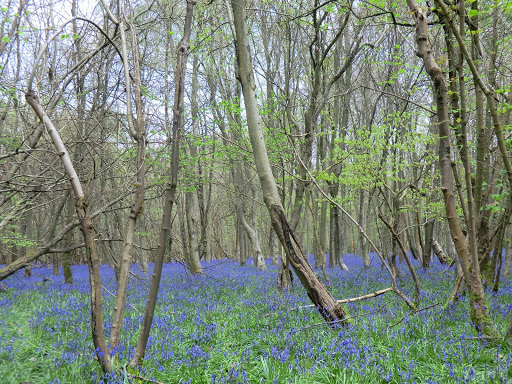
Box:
1;36;9;43
468;9;479;18
72;33;79;40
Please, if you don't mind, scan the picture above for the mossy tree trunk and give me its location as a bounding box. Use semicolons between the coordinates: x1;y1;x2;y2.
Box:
406;0;496;336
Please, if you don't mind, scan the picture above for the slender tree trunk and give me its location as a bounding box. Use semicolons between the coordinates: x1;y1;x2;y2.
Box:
25;92;112;372
63;195;74;284
240;214;265;270
47;193;68;276
185;189;202;273
231;0;348;326
423;219;434;268
406;213;422;261
358;191;370;268
328;202;337;268
308;191;331;285
130;0;195;365
503;238;512;278
23;208;33;278
319;200;329;266
407;0;496;336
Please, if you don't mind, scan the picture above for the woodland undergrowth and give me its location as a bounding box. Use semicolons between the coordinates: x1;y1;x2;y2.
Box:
1;255;511;383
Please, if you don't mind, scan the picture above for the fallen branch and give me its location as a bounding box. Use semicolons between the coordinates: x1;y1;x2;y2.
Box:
295;307;384;333
117;367;165;384
463;336;501;340
389;302;440;328
101;285;142;316
268;288;393;316
378;213;420;305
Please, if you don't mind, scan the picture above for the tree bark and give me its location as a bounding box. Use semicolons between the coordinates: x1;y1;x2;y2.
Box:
432;239;449;264
109;17;148;353
240;213;266;270
25;91;112;372
186;189;202;273
358;190;370;268
231;0;348;326
503;238;512;278
422;219;434;268
407;0;496;336
130;0;195;365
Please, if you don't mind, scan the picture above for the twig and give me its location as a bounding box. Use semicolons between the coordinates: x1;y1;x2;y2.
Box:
117;367;165;384
389;303;440;328
295;308;384;333
442;257;457;273
378;213;421;305
266;288;393;317
101;285;142;316
463;336;501;340
129;270;147;280
201;260;232;271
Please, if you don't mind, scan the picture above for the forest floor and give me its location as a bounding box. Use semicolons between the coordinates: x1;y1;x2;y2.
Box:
1;255;511;383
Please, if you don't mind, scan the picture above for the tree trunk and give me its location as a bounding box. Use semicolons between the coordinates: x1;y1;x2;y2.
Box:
423;219;434;268
186;189;202;273
231;0;348;326
503;238;512;278
319;200;329;265
25;92;111;372
269;228;279;266
130;0;195;365
407;0;496;336
432;239;449;265
109;18;148;353
358;190;370;268
23;208;33;278
185;53;203;274
62;196;74;285
240;213;265;270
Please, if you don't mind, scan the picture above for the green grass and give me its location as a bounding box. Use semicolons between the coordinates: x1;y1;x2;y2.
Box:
0;260;511;383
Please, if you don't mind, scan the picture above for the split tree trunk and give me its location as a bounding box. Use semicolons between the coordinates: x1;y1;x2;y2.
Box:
109;17;148;353
432;239;449;265
240;214;266;270
231;0;348;326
